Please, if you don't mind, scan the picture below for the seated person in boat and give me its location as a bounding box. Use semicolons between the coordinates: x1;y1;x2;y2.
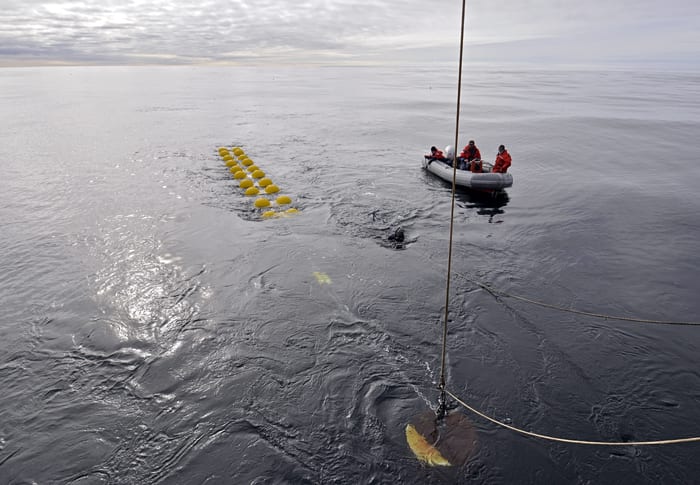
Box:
424;146;446;162
492;145;512;173
457;140;481;170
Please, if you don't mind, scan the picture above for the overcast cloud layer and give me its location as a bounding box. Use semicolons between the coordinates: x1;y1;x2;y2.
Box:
1;0;698;67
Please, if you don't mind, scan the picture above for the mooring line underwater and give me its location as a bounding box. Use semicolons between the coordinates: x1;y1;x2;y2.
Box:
451;272;700;327
444;389;700;446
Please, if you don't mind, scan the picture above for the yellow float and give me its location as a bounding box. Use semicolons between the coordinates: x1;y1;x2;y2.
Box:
254;198;270;208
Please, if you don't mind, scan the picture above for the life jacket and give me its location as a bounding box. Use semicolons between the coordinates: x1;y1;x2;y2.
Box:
493;150;512;173
460;145;481;161
470;160;483;173
432;149;445;160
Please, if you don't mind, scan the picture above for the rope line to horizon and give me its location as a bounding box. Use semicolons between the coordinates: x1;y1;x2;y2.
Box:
444;389;700;446
438;0;468;400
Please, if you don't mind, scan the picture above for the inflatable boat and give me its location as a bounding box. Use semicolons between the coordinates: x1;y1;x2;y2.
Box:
422;146;513;190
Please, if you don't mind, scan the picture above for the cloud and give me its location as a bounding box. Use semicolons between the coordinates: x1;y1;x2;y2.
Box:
0;0;698;66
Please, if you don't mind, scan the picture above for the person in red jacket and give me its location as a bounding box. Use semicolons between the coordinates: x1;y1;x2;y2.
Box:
424;146;446;163
458;140;481;170
492;145;512;173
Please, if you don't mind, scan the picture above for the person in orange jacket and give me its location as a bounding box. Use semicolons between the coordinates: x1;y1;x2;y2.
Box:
492;145;512;173
424;146;446;163
458;140;481;170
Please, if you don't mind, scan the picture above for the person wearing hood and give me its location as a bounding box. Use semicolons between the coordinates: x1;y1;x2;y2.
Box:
492;145;512;173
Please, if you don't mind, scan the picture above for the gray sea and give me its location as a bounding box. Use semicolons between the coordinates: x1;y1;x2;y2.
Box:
1;64;699;484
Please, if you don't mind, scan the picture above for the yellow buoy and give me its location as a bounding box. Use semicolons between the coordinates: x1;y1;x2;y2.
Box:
241;158;254;167
229;165;241;173
225;160;237;167
218;147;229;155
223;154;233;161
285;208;299;214
252;170;265;179
258;177;272;187
247;165;259;172
265;184;279;194
245;187;260;196
254;198;270;208
239;179;253;189
234;171;247;179
276;195;292;205
233;147;244;156
262;210;276;218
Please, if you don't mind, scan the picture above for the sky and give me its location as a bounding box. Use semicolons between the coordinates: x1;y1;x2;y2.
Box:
1;0;699;67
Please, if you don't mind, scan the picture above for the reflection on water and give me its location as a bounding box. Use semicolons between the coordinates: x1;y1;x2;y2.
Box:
456;189;510;223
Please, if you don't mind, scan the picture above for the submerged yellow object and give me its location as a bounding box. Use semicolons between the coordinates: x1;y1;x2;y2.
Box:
313;272;332;285
405;424;451;466
406;410;477;467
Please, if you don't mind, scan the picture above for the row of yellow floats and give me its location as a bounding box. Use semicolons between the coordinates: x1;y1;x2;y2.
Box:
218;146;298;218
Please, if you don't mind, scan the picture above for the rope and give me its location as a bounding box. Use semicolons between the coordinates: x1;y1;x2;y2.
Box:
445;389;700;446
439;0;468;395
467;278;700;326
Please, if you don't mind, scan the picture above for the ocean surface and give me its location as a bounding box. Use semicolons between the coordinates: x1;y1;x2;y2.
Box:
1;64;699;484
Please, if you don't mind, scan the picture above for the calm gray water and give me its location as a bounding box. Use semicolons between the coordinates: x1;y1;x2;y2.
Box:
1;65;699;484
